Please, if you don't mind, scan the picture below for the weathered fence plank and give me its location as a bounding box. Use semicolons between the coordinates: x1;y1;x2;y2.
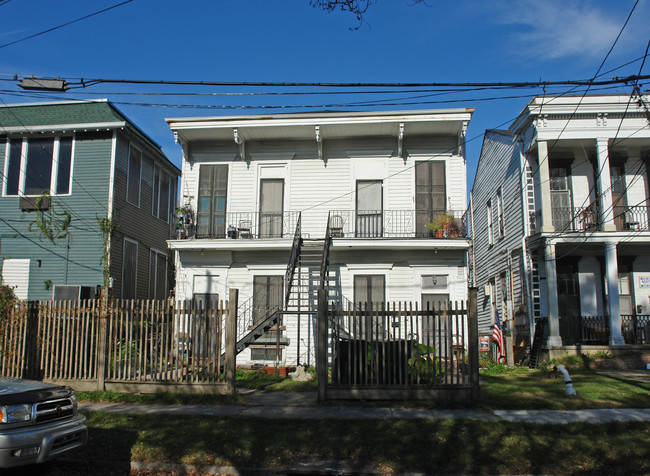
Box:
0;290;238;395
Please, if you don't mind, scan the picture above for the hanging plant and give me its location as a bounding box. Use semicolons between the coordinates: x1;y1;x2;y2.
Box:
29;192;71;244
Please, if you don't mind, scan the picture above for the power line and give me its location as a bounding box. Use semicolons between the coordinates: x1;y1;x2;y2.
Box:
0;0;136;50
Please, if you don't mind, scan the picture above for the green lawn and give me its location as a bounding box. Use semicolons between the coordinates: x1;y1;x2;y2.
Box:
71;366;650;474
77;367;650;410
73;413;650;474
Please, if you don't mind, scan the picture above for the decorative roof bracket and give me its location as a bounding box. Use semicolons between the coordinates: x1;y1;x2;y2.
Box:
397;123;404;158
233;128;246;160
315;126;323;161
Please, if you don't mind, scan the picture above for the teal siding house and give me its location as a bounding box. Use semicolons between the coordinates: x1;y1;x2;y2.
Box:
0;100;180;301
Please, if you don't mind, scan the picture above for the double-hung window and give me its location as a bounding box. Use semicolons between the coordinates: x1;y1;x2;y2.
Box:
126;144;142;206
152;164;176;222
487;199;493;245
3;137;73;196
496;188;504;238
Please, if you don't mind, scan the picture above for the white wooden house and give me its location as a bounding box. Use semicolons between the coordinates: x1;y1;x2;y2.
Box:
470;94;650;364
167;109;473;366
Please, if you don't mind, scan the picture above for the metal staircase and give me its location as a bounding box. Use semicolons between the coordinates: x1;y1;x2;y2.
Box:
219;212;336;365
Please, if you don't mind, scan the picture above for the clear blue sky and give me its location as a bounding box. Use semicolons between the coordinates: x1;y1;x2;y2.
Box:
1;0;648;189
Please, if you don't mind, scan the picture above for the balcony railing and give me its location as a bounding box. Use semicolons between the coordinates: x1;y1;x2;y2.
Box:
613;206;650;231
328;209;466;238
621;315;650;344
529;205;650;235
195;211;301;239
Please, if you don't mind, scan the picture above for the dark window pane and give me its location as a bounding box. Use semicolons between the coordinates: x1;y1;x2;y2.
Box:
56;138;72;194
159;173;170;221
6;139;22;195
25;138;53;195
123;240;138;299
127;146;141;206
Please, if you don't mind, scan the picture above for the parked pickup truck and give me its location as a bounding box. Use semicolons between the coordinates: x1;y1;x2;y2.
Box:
0;377;87;468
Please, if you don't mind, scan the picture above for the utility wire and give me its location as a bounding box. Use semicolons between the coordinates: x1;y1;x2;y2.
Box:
0;0;136;50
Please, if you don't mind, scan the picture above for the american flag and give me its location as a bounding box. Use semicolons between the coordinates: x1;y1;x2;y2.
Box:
492;311;505;363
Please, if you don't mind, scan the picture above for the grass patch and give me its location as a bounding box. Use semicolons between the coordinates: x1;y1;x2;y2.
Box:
74;412;650;474
77;390;245;406
76;367;649;410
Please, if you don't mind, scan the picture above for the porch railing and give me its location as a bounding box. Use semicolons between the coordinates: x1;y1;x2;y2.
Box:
195;211;301;239
529;204;650;234
559;315;609;345
328;209;466;238
621;314;650;344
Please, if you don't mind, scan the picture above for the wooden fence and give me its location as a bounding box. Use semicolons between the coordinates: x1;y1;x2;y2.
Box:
317;288;479;401
0;288;237;394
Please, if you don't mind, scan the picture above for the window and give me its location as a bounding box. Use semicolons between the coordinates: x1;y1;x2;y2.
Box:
487;199;493;245
197;165;228;238
152;164;175;222
496;188;504;238
3;137;73;196
415;161;446;236
252;275;284;350
259;179;284;238
122;238;138;299
353;275;385;307
126;144;142;206
148;249;167;300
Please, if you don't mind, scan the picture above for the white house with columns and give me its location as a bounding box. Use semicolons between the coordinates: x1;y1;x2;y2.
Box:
167;109;473;367
470;94;650;362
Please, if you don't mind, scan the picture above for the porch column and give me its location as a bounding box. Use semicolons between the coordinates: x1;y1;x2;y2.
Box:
596;138;616;231
544;242;563;346
605;242;625;345
536;141;554;233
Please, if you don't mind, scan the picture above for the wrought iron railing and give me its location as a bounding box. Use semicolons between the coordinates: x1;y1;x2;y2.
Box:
194;211;301;239
559;315;609;345
621;314;650;344
327;209;466;238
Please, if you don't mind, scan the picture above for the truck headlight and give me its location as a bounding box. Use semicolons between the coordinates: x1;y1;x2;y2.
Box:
0;404;32;423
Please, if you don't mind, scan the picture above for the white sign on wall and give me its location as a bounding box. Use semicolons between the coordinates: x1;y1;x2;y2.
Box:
640;276;650;288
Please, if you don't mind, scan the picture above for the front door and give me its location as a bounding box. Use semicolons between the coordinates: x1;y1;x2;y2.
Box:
259;179;284;238
356;180;382;237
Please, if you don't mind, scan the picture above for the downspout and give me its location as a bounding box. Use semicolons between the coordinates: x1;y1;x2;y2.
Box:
556;364;577;396
518;140;536;342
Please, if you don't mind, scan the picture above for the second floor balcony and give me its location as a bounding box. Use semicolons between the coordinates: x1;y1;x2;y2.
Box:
178;209;467;240
529;204;650;234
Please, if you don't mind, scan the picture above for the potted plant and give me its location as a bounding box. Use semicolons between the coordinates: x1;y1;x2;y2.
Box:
175;203;195;239
427;213;460;238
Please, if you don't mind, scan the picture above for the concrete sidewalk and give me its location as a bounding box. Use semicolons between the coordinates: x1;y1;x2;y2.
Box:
79;388;650;423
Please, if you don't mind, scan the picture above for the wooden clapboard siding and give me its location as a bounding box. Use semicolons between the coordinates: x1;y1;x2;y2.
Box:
110;133;178;299
182;135;466;239
0;132;112;300
471;130;527;333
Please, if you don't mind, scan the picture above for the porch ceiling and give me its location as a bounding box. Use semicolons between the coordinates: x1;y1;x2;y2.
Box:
166;109;473;144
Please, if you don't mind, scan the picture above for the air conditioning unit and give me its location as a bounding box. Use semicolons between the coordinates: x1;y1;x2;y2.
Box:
53;285;95;301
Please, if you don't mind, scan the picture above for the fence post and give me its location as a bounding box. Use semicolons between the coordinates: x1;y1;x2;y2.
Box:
317;287;327;402
96;286;109;392
468;287;479;400
225;288;238;395
24;301;41;380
